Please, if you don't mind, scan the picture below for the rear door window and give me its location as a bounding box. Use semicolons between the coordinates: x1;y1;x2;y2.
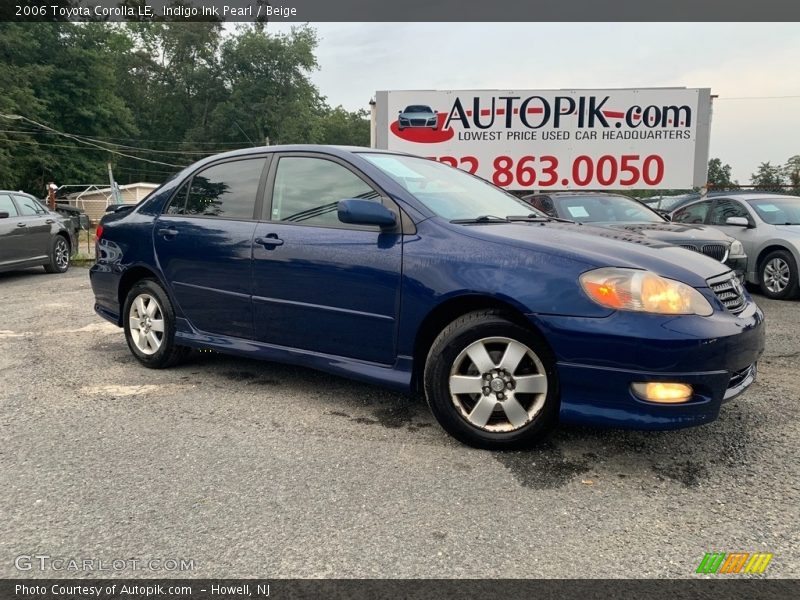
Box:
673;200;712;224
181;158;267;220
164;181;190;215
0;194;18;216
15;195;47;216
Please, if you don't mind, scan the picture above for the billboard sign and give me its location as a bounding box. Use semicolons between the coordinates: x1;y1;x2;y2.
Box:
373;88;712;190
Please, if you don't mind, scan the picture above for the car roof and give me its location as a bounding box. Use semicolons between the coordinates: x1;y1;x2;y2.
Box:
705;192;798;201
179;144;411;174
529;192;636;199
198;144;405;161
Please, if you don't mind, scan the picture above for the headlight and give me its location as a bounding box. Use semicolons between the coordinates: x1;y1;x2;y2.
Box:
730;240;745;256
579;268;713;316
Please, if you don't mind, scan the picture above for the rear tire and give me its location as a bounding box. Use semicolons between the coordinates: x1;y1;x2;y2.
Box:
123;279;188;368
423;310;559;449
44;235;70;273
758;249;799;300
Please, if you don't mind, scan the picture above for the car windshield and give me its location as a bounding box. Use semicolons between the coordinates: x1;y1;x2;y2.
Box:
748;197;800;225
404;105;432;113
361;153;543;221
553;194;664;223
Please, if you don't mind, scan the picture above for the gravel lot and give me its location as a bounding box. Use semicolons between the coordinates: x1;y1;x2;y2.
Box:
1;266;798;578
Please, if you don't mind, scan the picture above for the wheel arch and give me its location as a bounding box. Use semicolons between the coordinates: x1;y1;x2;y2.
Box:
411;294;545;394
756;243;799;271
117;265;170;326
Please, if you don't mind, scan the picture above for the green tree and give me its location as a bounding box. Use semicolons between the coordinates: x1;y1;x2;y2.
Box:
750;162;786;188
784;155;800;191
0;22;136;194
317;106;370;146
210;25;324;146
706;157;734;187
0;21;361;190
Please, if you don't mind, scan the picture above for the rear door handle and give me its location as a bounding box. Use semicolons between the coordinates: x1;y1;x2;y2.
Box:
16;223;27;228
255;234;284;248
157;227;178;238
46;219;55;224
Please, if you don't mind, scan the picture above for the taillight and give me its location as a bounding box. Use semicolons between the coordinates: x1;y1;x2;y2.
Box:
95;224;103;240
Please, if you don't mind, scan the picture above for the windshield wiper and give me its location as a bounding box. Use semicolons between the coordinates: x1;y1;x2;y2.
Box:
506;214;576;224
450;215;510;224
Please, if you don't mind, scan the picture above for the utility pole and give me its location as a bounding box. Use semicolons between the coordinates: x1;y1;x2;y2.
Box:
107;163;121;205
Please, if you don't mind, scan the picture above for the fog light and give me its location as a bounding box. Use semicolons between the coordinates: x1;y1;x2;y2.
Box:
631;382;693;403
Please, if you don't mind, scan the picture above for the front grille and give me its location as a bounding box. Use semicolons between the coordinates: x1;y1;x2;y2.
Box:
679;243;728;263
701;243;729;262
708;272;747;315
410;119;427;126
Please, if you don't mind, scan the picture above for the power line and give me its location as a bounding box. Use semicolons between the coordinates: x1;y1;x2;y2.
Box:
0;127;252;146
0;114;188;167
0;128;240;156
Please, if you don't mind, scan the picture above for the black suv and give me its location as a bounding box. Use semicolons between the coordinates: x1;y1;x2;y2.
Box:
0;191;74;274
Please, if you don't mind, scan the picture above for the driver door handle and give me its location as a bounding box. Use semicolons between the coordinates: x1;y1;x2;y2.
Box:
16;222;27;228
255;234;284;248
157;227;178;238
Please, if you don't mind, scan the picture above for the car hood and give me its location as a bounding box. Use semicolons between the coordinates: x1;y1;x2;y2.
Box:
453;221;729;287
599;222;732;243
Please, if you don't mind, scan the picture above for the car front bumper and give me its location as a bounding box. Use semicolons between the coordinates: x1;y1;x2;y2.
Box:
725;256;747;282
532;301;765;430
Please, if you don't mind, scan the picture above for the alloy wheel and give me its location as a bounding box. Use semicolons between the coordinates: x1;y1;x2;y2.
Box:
55;238;69;269
128;293;165;355
448;336;548;433
763;257;790;293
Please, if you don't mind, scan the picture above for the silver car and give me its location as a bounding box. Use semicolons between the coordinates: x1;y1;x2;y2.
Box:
671;193;800;299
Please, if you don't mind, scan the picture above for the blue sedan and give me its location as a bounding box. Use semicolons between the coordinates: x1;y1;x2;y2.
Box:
90;146;765;449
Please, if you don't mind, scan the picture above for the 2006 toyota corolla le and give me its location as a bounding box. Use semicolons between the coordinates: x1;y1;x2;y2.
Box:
90;146;765;449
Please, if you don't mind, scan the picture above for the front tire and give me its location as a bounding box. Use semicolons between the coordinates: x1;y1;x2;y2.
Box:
424;310;559;449
759;249;799;299
44;235;70;273
123;279;187;368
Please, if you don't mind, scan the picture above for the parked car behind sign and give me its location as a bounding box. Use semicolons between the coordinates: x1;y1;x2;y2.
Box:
90;146;764;449
672;193;800;299
522;192;747;280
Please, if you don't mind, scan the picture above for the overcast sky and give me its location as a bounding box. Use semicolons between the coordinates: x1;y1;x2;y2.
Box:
270;22;800;183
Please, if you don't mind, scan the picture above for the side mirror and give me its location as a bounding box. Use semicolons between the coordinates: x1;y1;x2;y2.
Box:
726;216;750;227
0;211;9;219
338;199;397;228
